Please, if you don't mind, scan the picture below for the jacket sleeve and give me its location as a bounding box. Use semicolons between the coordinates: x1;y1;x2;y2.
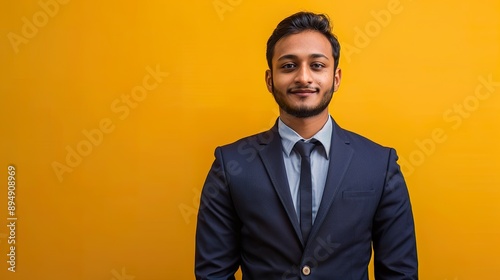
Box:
373;148;418;279
195;147;240;280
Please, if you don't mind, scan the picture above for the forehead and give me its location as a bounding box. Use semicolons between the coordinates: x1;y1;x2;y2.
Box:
273;30;333;61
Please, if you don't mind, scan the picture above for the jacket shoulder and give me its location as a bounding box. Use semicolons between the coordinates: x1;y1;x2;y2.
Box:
336;125;394;159
344;128;388;148
214;128;276;158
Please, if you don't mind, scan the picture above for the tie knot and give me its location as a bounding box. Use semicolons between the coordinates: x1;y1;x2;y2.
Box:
293;140;317;158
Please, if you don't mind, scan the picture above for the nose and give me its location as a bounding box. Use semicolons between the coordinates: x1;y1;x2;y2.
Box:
294;65;313;85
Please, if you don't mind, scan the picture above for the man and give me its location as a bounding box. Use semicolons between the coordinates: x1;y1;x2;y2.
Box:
195;11;418;280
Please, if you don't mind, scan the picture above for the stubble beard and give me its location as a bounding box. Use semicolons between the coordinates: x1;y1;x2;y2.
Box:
271;83;335;119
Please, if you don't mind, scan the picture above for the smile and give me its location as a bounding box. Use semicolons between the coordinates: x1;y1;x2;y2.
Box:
288;88;318;96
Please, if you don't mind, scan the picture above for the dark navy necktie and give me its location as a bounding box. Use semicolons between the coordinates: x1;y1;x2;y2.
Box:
293;140;317;243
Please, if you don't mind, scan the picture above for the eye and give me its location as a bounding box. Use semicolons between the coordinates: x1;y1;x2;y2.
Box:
311;62;325;69
281;63;296;69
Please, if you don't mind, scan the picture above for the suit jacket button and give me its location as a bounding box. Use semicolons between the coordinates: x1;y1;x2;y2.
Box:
302;265;311;276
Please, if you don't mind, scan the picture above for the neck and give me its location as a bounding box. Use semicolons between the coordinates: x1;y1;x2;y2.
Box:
280;110;329;139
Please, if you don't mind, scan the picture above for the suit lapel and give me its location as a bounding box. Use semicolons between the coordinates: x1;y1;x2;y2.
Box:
258;124;304;246
308;119;354;243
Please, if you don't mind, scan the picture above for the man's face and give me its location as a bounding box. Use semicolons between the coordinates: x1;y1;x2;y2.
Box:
265;30;341;119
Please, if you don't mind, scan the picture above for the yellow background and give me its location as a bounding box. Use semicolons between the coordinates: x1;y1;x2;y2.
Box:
1;0;499;279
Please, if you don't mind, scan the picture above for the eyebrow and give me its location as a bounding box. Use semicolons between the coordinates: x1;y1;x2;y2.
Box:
277;53;330;61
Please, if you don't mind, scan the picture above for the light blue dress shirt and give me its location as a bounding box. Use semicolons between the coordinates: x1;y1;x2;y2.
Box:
278;117;332;223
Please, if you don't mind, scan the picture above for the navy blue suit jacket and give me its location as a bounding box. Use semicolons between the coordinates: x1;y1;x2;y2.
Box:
195;119;417;279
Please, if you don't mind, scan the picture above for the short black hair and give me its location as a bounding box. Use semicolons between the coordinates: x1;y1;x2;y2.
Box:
266;11;341;71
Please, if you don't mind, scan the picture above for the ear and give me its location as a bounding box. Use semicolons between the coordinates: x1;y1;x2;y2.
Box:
333;68;342;92
265;69;273;93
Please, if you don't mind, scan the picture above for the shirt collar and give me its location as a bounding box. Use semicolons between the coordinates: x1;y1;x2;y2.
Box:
278;116;332;159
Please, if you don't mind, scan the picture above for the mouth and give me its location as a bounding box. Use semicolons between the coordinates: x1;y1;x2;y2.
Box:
288;88;318;97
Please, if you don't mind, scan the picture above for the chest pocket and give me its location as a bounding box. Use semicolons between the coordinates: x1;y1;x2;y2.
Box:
342;189;375;199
